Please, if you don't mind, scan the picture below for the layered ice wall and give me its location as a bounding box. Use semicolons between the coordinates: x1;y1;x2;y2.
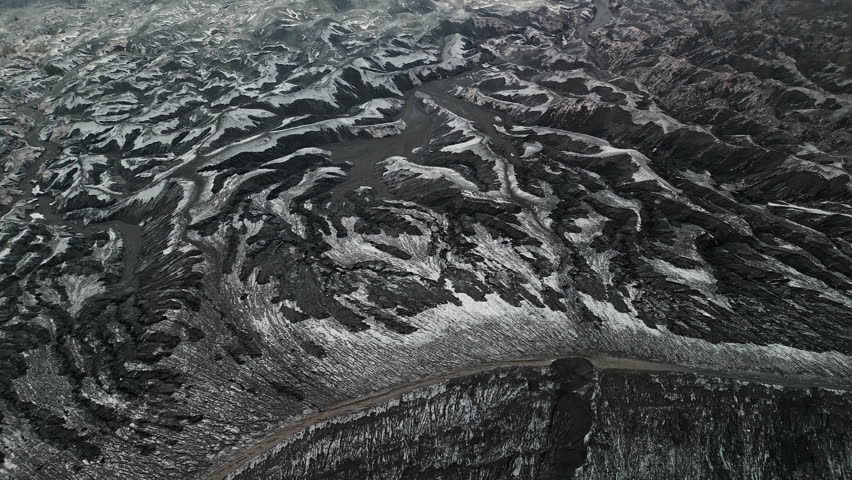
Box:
226;360;851;480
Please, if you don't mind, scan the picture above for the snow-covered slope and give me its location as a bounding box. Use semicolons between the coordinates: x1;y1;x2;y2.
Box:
0;0;850;478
